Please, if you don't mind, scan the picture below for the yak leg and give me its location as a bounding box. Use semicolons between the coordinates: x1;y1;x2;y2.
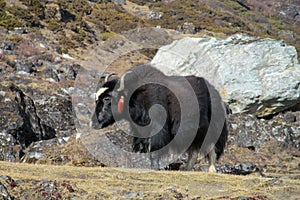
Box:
150;153;160;169
186;148;198;171
149;140;162;170
208;146;217;173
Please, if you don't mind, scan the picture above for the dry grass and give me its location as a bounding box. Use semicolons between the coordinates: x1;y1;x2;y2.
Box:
0;161;299;199
122;1;151;18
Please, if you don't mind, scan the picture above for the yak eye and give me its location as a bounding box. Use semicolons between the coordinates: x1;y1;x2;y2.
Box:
103;96;111;102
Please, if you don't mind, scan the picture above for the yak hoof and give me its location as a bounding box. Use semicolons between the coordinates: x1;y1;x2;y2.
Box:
208;165;217;173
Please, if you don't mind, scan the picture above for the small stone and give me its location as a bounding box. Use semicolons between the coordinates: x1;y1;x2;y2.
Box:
0;29;8;34
54;56;62;63
13;27;28;34
113;0;125;5
62;54;74;60
147;11;163;19
1;41;15;51
39;43;46;48
166;186;176;191
176;22;199;34
0;91;6;97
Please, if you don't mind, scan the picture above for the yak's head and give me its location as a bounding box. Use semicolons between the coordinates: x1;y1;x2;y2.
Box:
91;74;119;129
91;66;157;130
91;70;136;129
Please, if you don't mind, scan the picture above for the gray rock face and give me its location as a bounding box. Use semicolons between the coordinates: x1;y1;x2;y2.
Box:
151;34;300;117
0;76;75;161
113;0;125;5
0;181;12;200
227;112;300;151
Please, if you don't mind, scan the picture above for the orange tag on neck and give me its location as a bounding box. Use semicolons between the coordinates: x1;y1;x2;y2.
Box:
118;96;124;113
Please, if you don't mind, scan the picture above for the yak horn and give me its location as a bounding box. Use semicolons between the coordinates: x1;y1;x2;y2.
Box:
104;73;116;82
117;71;132;92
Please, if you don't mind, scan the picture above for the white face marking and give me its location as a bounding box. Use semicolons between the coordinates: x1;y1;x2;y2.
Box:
95;87;108;99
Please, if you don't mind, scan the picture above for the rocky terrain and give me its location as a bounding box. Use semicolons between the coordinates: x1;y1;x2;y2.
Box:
0;0;300;199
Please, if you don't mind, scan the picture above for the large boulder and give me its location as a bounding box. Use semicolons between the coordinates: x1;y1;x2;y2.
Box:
0;74;75;161
151;34;300;117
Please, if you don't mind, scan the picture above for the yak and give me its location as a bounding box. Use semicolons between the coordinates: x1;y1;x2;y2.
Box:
91;64;228;172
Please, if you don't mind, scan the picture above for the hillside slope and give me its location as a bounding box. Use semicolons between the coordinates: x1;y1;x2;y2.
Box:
1;0;299;59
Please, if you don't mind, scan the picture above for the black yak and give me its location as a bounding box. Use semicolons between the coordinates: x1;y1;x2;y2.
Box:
92;64;228;172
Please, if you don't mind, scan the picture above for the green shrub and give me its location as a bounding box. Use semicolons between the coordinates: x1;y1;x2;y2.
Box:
100;31;116;40
0;17;24;30
88;2;146;33
0;0;6;9
19;0;46;19
6;6;41;27
5;36;23;43
58;0;92;20
45;19;62;32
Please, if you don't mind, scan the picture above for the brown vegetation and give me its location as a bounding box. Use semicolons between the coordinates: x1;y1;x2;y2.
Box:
0;161;299;199
1;0;299;58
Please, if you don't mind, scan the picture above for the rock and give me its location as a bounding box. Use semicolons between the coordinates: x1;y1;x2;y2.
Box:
0;74;76;161
37;61;59;81
0;181;13;200
21;138;67;164
147;11;164;19
0;81;45;147
56;64;79;81
0;130;21;162
14;60;35;73
59;9;76;23
113;0;125;5
14;54;55;74
39;43;46;49
278;30;296;43
280;7;299;20
227;112;300;151
0;29;9;34
1;41;15;51
176;22;199;34
13;27;28;35
27;89;75;138
0;80;53;161
54;56;62;63
62;53;74;60
151;34;300;117
217;162;262;175
0;63;14;74
8;74;75;137
0;175;17;189
235;196;269;200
